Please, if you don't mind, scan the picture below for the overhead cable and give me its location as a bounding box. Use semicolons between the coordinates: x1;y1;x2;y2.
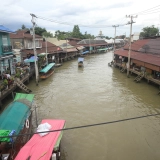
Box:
35;15;127;28
131;5;160;15
0;113;159;139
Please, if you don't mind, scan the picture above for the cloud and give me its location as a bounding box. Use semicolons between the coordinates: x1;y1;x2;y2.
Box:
1;0;160;37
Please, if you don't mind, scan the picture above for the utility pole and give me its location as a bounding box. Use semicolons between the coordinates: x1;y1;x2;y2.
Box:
30;13;39;85
112;25;119;60
126;15;137;77
45;38;48;65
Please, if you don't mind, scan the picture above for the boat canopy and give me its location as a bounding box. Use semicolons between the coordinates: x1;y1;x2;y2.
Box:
81;50;89;55
40;63;55;73
78;57;84;62
15;119;65;160
14;93;34;102
0;101;31;134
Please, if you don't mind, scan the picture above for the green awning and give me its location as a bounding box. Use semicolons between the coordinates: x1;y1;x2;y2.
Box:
40;63;55;73
0;100;31;134
14;93;34;102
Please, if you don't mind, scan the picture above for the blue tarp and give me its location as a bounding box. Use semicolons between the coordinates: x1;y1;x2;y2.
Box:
0;25;15;33
24;56;38;63
81;51;89;55
78;57;84;62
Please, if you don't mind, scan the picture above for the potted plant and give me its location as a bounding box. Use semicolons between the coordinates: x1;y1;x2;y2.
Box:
3;79;8;90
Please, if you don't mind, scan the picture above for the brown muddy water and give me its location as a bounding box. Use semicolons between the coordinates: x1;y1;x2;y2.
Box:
4;51;160;160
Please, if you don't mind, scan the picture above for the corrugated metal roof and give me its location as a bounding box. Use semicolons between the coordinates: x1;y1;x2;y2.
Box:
0;25;15;33
64;48;78;52
115;49;160;66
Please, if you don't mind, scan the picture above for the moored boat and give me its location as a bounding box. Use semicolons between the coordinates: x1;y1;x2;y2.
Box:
0;93;35;160
15;119;65;160
78;57;84;67
39;63;55;79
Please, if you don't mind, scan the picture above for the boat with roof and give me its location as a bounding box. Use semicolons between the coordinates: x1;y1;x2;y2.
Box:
78;57;84;67
39;63;55;79
0;93;35;160
15;119;65;160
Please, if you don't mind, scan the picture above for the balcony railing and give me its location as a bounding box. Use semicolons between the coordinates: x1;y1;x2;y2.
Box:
1;45;12;53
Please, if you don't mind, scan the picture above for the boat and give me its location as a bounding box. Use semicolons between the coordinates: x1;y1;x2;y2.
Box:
97;48;108;53
78;57;84;67
80;50;89;57
55;63;62;67
15;119;65;160
0;93;35;160
39;63;55;79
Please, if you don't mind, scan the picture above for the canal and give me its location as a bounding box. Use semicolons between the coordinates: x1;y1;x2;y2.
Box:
23;51;160;160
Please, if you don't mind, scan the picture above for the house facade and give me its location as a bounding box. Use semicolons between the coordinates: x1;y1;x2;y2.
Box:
114;37;160;86
10;30;42;61
0;25;15;75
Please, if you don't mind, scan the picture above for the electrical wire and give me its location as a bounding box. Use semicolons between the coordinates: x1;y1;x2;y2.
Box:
0;113;159;139
35;15;127;28
131;5;160;15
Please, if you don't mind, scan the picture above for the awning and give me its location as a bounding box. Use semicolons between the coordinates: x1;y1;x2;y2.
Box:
24;56;38;63
64;48;77;52
15;119;65;160
40;63;55;73
38;53;48;56
76;46;84;50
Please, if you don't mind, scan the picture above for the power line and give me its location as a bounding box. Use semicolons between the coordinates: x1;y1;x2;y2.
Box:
0;113;159;139
33;14;127;28
131;5;160;15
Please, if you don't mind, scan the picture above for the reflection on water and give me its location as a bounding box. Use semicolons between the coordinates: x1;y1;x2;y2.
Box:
20;52;160;160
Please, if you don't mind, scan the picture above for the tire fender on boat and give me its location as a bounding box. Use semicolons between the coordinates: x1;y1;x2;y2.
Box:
26;119;29;128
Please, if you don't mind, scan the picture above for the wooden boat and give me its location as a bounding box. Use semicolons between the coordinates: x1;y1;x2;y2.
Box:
97;48;108;53
78;57;84;67
0;93;35;160
80;50;89;57
15;119;65;160
55;63;62;67
39;63;55;79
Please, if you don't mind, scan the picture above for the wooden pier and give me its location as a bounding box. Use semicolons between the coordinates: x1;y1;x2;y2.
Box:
0;69;35;109
114;62;160;88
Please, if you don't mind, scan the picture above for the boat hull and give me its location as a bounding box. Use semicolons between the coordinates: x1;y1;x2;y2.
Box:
40;69;54;79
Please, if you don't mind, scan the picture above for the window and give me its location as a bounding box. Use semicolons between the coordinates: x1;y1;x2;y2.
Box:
2;35;8;46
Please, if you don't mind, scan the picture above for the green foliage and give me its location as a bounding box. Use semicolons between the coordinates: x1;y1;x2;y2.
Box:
42;31;54;38
15;72;20;78
140;25;159;38
22;24;26;29
35;27;47;36
3;79;8;86
72;25;83;38
54;25;95;40
54;30;70;40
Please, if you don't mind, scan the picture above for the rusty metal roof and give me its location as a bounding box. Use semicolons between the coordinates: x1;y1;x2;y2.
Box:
115;49;160;66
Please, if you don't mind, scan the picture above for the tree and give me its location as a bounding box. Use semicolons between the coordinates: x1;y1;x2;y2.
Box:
42;31;54;38
71;25;83;39
140;25;159;38
34;27;47;36
21;24;26;29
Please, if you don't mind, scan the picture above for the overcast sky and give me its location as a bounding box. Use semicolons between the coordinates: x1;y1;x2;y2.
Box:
1;0;160;37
